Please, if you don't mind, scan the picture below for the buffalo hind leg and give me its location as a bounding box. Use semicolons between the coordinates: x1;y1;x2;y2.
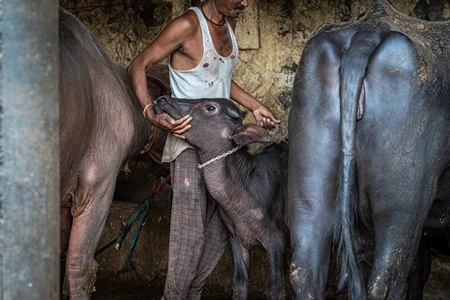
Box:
60;205;73;297
367;208;428;300
289;206;334;300
64;177;117;300
406;232;431;300
288;29;342;299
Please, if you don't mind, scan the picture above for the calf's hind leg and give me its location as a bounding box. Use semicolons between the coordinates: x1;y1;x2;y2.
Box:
230;237;250;300
265;230;287;300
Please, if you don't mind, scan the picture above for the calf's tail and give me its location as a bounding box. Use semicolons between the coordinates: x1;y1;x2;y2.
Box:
334;29;381;300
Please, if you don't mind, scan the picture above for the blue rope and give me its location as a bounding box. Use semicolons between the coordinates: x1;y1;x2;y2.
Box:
95;174;171;272
95;197;153;259
122;198;152;270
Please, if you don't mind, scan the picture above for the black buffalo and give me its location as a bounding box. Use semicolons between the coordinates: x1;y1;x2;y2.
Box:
59;7;169;299
288;0;450;299
155;96;289;299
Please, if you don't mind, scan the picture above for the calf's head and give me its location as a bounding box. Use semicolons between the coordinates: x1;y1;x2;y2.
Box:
155;96;270;152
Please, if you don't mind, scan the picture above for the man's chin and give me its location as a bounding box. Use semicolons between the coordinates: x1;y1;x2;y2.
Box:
232;10;244;18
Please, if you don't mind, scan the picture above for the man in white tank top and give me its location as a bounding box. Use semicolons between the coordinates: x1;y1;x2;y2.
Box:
127;1;280;299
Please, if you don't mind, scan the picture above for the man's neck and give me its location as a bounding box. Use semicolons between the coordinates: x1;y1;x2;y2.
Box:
200;0;226;27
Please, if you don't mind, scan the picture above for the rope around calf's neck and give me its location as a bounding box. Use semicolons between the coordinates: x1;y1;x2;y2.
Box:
197;145;242;170
196;122;287;170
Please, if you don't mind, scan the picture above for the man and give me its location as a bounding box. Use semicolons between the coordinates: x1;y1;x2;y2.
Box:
127;0;280;298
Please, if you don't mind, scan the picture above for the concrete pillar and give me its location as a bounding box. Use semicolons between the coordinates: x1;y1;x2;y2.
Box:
0;0;60;299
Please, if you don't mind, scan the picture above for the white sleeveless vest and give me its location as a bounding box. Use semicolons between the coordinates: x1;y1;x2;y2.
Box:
162;6;239;163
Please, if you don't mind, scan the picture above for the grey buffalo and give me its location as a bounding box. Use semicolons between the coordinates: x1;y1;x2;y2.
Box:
59;7;168;299
288;0;450;299
156;96;289;299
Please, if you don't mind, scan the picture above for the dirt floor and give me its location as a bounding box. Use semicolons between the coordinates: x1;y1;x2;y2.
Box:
92;280;348;299
92;279;270;300
85;224;450;300
85;168;450;300
91;270;350;300
89;258;450;300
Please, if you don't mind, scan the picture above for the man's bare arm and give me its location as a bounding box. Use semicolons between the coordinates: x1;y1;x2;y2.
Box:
127;12;200;137
230;80;280;129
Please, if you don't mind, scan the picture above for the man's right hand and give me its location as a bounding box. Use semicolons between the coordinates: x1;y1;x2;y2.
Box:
152;113;192;139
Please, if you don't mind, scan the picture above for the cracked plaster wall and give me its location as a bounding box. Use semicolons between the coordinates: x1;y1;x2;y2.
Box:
60;0;449;125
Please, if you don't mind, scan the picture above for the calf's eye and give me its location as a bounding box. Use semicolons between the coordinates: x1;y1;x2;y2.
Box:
205;105;216;112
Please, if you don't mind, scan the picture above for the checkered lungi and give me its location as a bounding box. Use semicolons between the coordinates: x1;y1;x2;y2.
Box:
162;148;228;300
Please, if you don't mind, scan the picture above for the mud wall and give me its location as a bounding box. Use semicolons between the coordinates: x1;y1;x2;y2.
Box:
59;0;450;125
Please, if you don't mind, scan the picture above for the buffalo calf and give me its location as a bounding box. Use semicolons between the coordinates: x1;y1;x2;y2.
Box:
156;96;289;300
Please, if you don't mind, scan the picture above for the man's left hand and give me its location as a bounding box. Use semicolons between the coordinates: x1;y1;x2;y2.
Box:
253;106;280;130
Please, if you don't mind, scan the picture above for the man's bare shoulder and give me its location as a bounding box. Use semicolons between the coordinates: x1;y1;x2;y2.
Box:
165;9;199;38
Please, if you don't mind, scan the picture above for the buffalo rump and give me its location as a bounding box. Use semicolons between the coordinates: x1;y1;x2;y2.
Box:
59;7;169;299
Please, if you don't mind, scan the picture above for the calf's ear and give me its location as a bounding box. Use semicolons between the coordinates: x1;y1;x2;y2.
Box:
231;124;271;146
226;106;241;119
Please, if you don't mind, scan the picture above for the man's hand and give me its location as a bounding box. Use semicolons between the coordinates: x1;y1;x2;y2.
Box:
252;106;280;130
151;113;192;139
